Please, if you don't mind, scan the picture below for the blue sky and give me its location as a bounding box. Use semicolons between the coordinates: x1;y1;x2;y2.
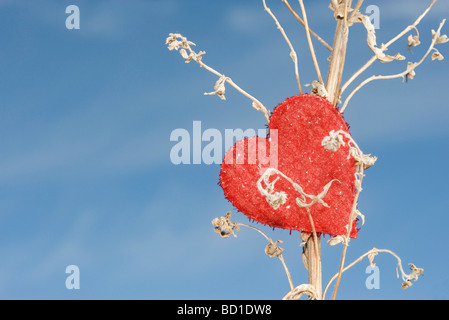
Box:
0;0;448;299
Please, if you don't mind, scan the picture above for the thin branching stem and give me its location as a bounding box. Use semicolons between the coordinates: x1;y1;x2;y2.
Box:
237;222;294;291
298;0;324;85
323;248;412;299
349;0;364;21
282;0;332;51
166;33;271;122
340;19;446;113
262;0;303;94
340;0;439;98
330;164;365;300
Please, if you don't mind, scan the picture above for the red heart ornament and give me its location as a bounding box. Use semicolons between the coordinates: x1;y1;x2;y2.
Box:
220;94;358;237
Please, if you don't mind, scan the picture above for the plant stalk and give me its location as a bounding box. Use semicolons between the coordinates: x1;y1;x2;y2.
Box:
306;234;322;299
303;1;351;300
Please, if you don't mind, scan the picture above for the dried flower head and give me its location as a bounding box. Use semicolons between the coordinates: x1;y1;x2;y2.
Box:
432;29;449;44
322;130;345;152
431;49;444;61
265;240;285;258
401;263;424;289
212;212;240;238
204;75;228;101
406;62;416;81
408;34;421;50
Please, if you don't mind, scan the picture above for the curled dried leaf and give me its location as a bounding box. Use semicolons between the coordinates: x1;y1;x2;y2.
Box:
401;264;424;289
212;212;240;238
368;249;378;268
406;62;416;81
407;34;421;52
283;284;318;300
432;29;449;44
431;49;444;61
357;14;405;63
204;75;228;101
265;240;285;258
327;235;349;246
349;148;378;169
322;130;345;152
266;192;288;210
306;80;330;101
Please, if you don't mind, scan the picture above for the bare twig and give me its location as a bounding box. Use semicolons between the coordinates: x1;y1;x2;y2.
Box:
262;0;303;94
305;207;322;299
283;284;318;300
330;164;364;300
323;248;424;299
326;1;351;105
340;19;447;113
282;0;333;51
340;0;439;97
211;212;294;291
349;0;364;21
237;222;294;291
298;0;324;85
166;33;271;122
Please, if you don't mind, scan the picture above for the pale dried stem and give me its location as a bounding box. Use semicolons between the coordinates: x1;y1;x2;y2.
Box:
282;0;333;51
236;222;294;291
305;207;322;299
198;62;271;122
330;164;365;300
298;0;324;85
263;0;303;94
332;0;350;105
340;19;446;113
326;1;351;105
340;0;439;98
323;248;411;299
349;0;364;21
167;34;271;122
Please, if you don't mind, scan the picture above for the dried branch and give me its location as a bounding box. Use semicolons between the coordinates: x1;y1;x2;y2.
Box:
319;129;377;299
298;0;324;85
349;0;364;21
340;0;439;97
326;1;351;105
340;19;447;113
262;0;303;94
282;0;333;51
323;248;424;299
212;212;294;291
283;284;318;300
166;33;271;122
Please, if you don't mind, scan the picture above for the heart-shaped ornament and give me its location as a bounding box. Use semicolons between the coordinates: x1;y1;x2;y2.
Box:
220;94;358;237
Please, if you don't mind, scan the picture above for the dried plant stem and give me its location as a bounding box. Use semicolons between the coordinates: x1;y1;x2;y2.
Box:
305;208;322;299
263;0;303;94
306;234;322;299
166;34;271;122
340;19;446;113
282;0;333;51
340;0;439;98
237;222;294;291
330;164;365;300
298;0;324;85
326;2;351;105
323;248;411;299
349;0;364;21
198;63;271;122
